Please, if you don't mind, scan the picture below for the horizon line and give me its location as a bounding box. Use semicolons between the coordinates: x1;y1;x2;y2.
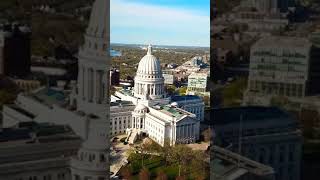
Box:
111;42;210;48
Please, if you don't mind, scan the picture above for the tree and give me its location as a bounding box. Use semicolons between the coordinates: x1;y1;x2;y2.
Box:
120;167;132;180
147;139;162;154
169;145;193;176
203;95;210;106
270;96;289;107
175;176;186;180
165;85;176;95
139;167;150;180
190;150;209;179
178;87;187;95
156;170;168;180
139;142;151;167
127;148;138;161
0;90;16;109
159;138;172;165
202;128;213;142
222;78;247;107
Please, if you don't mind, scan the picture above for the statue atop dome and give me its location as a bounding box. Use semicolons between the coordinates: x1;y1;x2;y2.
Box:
147;44;152;55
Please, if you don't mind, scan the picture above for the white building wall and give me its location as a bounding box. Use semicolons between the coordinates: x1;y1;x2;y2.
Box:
145;114;167;146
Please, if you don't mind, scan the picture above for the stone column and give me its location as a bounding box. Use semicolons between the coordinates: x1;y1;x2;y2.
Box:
93;70;97;103
84;68;88;101
87;68;91;102
89;68;94;102
95;71;102;103
191;124;194;139
132;117;135;128
136;84;139;94
80;66;85;99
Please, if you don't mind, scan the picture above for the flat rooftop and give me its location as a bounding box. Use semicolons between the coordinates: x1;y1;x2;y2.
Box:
119;89;134;97
254;36;312;49
31;88;65;106
0;121;76;143
153;105;192;119
8;104;35;119
211;146;274;180
110;100;134;107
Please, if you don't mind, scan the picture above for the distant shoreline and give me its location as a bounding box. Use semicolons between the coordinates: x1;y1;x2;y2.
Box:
111;42;210;49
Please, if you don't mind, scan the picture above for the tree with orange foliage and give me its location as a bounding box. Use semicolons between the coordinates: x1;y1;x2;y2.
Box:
175;175;186;180
139;167;150;180
120;166;132;180
156;170;168;180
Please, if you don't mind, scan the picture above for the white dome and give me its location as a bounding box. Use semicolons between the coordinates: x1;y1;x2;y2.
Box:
171;102;178;107
134;103;147;112
137;45;162;76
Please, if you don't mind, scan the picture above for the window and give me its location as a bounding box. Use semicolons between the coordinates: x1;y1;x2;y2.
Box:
74;175;80;180
289;151;294;162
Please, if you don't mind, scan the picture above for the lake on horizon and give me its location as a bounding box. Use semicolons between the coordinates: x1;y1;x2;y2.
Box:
110;49;121;57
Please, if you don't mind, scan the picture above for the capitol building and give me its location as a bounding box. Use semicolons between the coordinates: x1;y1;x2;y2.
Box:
111;45;205;146
0;0;204;179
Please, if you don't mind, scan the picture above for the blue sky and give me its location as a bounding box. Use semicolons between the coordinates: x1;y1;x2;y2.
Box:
111;0;210;47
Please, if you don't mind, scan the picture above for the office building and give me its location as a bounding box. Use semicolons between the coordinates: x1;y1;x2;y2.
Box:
211;106;302;180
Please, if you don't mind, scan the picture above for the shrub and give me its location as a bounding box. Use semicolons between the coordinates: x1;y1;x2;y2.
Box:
120;137;127;142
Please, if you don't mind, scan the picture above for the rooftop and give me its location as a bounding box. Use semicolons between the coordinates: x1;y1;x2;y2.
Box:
0;121;75;143
119;89;134;97
154;105;192;119
253;36;312;49
110;100;134;108
210;106;296;125
171;95;202;102
31;88;66;106
211;146;274;180
8;105;35;119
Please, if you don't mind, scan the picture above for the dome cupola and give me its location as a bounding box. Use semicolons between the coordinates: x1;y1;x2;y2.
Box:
136;45;162;77
134;44;165;100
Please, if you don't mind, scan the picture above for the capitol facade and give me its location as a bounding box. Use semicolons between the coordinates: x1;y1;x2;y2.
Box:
112;45;205;146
